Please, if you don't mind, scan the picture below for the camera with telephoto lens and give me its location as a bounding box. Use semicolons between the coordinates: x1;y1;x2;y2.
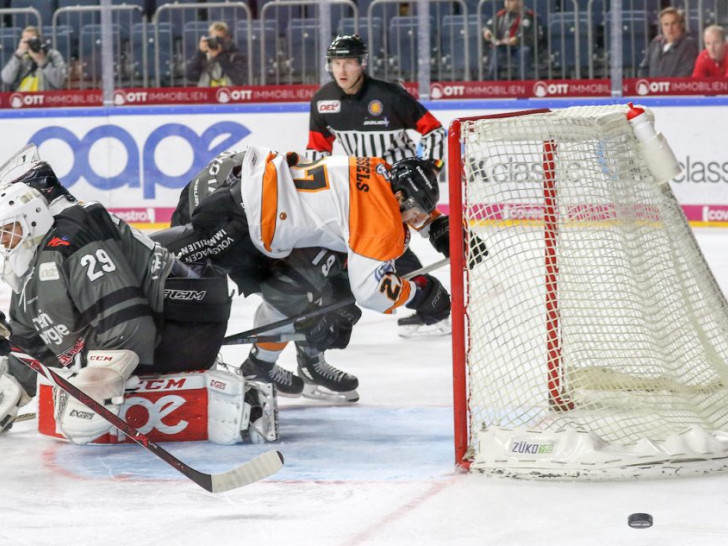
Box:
26;36;46;53
205;36;222;50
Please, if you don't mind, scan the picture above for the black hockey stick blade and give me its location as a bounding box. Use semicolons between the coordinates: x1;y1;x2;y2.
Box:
223;258;451;346
10;348;284;493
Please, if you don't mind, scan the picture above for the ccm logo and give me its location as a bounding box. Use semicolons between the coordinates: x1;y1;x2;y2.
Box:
317;100;341;113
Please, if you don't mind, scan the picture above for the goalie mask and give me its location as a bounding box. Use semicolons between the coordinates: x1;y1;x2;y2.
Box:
389;158;440;214
326;34;368;71
0;183;54;292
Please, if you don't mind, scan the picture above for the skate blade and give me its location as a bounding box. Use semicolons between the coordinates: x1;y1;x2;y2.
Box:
301;382;359;403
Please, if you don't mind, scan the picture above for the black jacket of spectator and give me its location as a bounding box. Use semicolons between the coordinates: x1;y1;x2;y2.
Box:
185;41;247;86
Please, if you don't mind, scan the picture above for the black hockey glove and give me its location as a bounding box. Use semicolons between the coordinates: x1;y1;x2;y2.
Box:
0;311;11;356
428;215;488;267
406;275;451;325
297;304;363;352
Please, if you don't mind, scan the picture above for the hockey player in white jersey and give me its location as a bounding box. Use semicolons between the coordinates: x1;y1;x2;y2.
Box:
161;148;451;402
0;154;277;445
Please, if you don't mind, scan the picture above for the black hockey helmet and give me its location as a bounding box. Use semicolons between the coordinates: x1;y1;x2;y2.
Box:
390;158;439;214
326;34;368;68
8;161;76;204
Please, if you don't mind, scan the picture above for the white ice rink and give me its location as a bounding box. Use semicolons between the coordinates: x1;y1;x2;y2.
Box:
2;231;728;546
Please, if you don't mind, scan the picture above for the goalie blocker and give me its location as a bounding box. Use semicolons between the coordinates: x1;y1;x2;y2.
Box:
37;367;278;445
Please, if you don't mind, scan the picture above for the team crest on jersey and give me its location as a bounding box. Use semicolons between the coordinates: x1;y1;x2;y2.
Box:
376;163;390;180
317;100;341;113
46;236;70;247
368;100;383;116
39;262;60;281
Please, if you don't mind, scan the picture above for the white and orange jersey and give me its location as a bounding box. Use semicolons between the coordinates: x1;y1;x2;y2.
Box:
236;145;414;313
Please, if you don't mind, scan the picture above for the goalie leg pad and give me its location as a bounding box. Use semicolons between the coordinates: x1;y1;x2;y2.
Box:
206;369;280;444
55;350;138;445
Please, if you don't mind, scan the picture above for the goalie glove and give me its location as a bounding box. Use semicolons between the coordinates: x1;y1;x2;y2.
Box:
406;275;451;325
427;215;489;267
54;349;138;445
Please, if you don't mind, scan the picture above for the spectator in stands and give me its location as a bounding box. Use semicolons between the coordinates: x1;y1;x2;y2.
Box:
0;26;66;91
638;7;698;78
185;21;246;87
692;25;727;77
482;0;544;79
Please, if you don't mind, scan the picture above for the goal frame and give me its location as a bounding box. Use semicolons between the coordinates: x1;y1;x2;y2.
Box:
449;110;553;468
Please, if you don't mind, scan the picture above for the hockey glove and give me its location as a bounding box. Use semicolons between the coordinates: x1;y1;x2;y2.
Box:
297;304;363;352
427;216;488;267
406;275;451;325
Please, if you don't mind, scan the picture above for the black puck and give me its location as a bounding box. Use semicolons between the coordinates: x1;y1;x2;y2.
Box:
628;513;653;529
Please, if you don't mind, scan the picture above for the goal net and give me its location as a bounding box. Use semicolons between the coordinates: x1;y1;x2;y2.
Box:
449;105;728;479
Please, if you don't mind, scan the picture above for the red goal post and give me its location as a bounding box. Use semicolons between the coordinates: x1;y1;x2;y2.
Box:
448;105;728;479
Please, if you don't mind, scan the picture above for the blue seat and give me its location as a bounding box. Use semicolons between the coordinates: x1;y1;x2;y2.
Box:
0;27;21;85
234;19;277;82
56;0;100;58
207;3;252;33
131;22;174;85
604;10;649;75
42;24;73;63
182;20;210;67
154;0;203;39
9;0;52;28
440;14;481;80
337;16;383;58
79;23;121;82
286;18;321;83
548;11;592;76
260;0;309;37
387;16;436;81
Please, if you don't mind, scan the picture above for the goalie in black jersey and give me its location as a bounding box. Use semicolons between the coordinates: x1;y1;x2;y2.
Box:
307;34;460;338
0;148;277;445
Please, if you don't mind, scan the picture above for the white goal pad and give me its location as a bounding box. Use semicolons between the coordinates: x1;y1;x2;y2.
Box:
448;105;728;479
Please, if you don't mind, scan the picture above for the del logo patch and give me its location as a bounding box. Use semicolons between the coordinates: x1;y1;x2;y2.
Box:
39;262;60;281
368;100;383;116
317;100;341;113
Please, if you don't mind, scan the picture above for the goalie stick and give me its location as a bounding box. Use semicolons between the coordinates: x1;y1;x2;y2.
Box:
223;258;451;346
9;348;284;493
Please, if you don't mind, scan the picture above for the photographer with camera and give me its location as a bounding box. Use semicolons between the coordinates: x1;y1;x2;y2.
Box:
185;21;246;87
1;26;66;91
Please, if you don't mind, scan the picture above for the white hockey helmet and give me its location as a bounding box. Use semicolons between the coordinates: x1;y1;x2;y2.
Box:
0;183;54;292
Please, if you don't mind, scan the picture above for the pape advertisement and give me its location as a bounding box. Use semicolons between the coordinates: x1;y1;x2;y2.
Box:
0;101;725;227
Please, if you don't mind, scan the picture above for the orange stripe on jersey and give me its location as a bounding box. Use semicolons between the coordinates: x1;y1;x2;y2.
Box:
260;152;279;253
348;157;406;261
382;274;413;314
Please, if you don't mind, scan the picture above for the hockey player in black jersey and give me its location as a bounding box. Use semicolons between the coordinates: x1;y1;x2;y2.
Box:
0;153;276;445
307;34;456;338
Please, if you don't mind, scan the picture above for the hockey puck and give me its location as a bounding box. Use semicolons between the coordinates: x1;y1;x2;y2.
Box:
628;513;653;529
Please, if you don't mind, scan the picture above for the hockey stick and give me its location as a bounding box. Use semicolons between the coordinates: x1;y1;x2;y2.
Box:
222;257;451;346
9;348;284;493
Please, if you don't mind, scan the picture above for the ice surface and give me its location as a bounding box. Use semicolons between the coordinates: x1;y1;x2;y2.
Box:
1;232;728;546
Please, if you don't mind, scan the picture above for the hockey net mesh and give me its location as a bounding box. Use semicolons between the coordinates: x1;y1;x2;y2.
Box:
454;105;728;473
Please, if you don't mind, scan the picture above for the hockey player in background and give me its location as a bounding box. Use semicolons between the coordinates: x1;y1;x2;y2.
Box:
158;148;451;403
306;34;455;338
0;157;277;445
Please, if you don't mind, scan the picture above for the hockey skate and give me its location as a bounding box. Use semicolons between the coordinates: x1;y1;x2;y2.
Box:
240;353;304;397
397;313;451;338
296;349;359;403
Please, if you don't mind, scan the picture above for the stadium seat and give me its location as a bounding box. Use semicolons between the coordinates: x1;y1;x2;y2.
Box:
234;19;277;84
387;16;436;81
9;0;51;29
604;10;650;76
131;22;174;86
548;11;592;77
286;18;321;83
78;23;122;84
440;14;482;80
